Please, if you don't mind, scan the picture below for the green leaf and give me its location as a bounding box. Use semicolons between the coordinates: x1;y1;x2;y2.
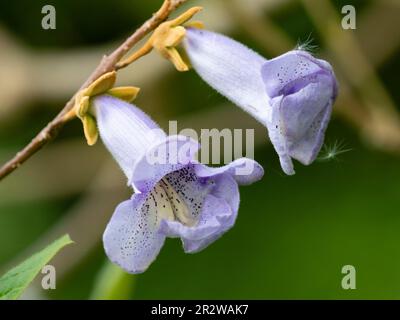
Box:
0;234;73;300
90;260;135;300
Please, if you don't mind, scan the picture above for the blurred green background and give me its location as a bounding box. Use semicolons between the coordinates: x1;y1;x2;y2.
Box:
1;0;400;299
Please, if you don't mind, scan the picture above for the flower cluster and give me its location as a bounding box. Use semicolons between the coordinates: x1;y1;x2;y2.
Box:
75;7;338;273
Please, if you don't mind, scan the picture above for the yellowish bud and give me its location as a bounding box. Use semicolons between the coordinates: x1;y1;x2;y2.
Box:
72;71;140;146
107;86;141;102
84;71;117;97
82;115;99;146
76;95;90;119
116;7;203;71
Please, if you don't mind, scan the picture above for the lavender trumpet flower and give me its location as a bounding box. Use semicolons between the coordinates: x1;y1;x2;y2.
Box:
90;95;263;273
182;28;338;175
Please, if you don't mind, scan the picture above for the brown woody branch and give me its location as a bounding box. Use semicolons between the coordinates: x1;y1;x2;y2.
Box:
0;0;189;181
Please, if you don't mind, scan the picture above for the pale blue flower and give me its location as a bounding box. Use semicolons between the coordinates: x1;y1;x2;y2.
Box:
184;28;338;175
92;95;264;273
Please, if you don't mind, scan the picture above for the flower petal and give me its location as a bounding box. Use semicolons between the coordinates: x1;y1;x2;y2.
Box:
93;95;166;181
184;28;270;122
160;194;232;253
278;76;333;139
264;101;295;175
163;164;214;222
261;50;328;98
209;172;240;219
266;74;334;171
160;173;239;253
193;158;264;186
102;195;166;274
288;98;333;165
130;135;200;193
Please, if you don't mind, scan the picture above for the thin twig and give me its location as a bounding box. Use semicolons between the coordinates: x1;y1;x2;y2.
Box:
0;0;189;181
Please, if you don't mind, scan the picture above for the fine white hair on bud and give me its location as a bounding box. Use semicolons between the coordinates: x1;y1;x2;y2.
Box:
317;140;352;162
